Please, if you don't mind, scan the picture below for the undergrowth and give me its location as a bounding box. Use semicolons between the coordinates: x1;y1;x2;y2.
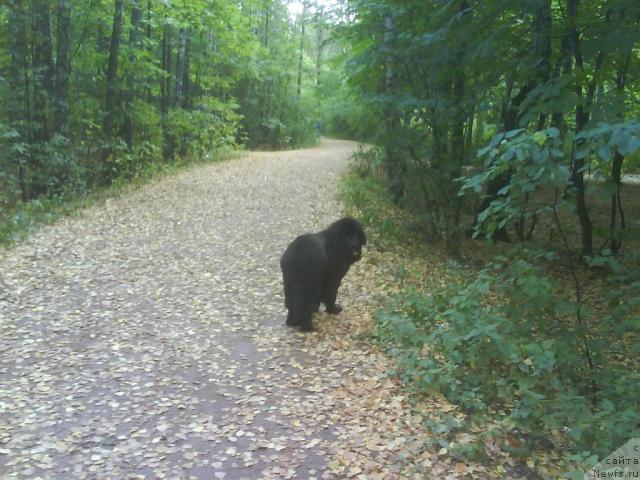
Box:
341;147;640;478
0;147;240;247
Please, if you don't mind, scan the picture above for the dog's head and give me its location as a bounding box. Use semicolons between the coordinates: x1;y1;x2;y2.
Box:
339;217;367;262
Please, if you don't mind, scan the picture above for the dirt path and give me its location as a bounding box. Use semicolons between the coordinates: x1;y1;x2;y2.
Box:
0;140;409;479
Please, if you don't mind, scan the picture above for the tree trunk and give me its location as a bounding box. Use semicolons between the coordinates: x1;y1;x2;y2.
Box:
8;0;32;201
514;0;551;241
447;0;469;256
533;0;551;129
609;151;625;253
146;0;152;40
258;7;270;136
28;0;54;196
182;33;191;109
465;108;474;152
102;0;124;170
193;31;204;104
264;7;269;48
145;0;152;102
174;28;187;108
316;23;323;86
54;0;71;136
32;0;55;146
161;25;172;160
473;0;551;242
608;52;631;253
296;4;307;99
552;5;574;134
123;0;143;151
567;0;593;257
383;13;404;202
450;80;465;177
474;108;484;145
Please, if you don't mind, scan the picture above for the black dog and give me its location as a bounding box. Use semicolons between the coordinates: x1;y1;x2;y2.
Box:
280;218;366;331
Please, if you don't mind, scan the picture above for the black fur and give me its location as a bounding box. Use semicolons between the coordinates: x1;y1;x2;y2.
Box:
280;218;366;331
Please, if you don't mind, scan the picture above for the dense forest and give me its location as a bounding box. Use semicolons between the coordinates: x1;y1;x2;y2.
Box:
340;0;640;256
337;0;640;475
1;0;639;476
0;0;335;240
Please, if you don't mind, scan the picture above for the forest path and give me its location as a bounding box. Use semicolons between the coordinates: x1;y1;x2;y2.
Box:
0;139;417;480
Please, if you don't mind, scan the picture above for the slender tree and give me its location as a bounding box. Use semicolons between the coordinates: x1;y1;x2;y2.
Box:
174;28;188;108
54;0;71;136
7;0;32;201
296;2;307;99
123;0;143;150
383;12;403;203
32;0;55;147
0;0;321;208
160;23;172;160
566;0;593;257
102;0;124;169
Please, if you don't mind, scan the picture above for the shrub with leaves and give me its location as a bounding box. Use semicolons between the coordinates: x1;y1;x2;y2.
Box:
375;252;640;458
460;128;568;240
165;99;240;162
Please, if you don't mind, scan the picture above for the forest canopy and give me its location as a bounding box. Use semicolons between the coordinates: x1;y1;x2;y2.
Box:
335;0;640;472
0;0;332;228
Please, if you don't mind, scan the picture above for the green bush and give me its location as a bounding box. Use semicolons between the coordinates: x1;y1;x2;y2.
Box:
166;98;241;161
340;168;410;249
375;253;640;458
322;99;381;142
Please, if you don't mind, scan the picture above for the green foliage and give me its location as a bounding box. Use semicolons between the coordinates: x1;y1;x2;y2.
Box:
461;128;569;238
375;253;640;458
576;120;640;171
340;0;640;256
33;135;86;195
233;1;324;149
165;99;241;161
279;95;320;149
320;94;382;142
350;145;384;177
343;139;640;467
0;193;90;245
340;168;409;249
0;145;239;246
0;0;332;239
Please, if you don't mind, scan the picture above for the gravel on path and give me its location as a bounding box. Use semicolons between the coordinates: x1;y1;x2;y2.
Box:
0;139;387;479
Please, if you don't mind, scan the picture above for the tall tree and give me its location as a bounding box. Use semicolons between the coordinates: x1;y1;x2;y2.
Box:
566;0;593;257
296;2;307;99
174;27;187;108
160;22;172;160
54;0;71;136
7;0;31;201
0;0;320;210
102;0;124;168
123;0;143;150
382;11;403;202
608;50;632;253
314;14;324;86
32;0;54;147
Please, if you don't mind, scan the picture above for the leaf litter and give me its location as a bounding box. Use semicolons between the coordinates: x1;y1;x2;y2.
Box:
0;139;490;479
